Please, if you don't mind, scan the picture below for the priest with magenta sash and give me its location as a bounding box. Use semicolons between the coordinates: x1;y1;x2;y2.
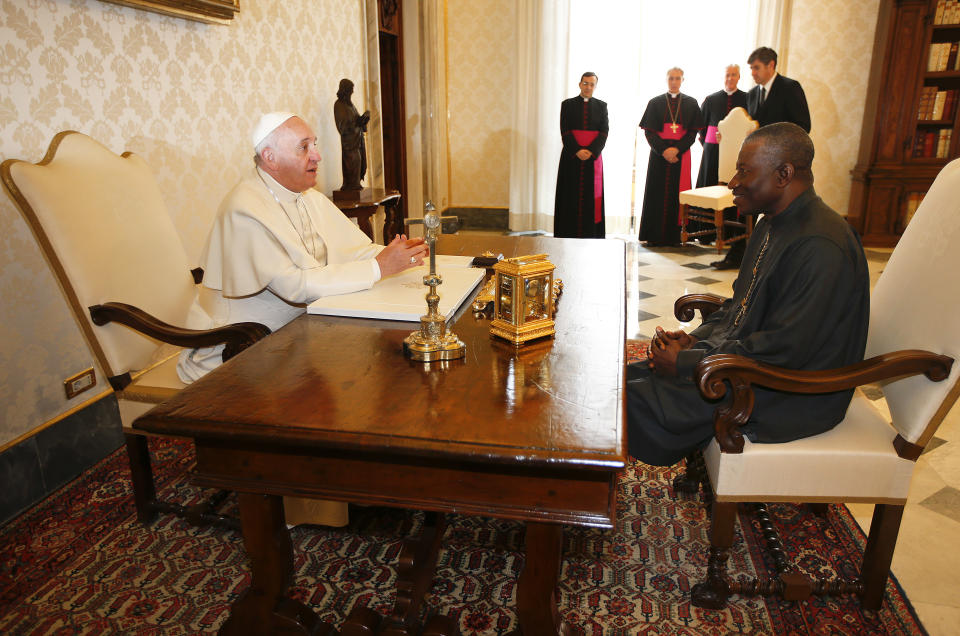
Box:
638;67;703;246
553;72;608;238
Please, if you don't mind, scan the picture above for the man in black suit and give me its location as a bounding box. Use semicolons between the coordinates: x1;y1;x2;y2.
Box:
712;46;811;269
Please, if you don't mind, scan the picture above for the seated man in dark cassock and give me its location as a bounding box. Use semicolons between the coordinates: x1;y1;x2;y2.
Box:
713;46;812;269
554;72;608;238
638;67;703;246
627;123;869;467
693;64;748;244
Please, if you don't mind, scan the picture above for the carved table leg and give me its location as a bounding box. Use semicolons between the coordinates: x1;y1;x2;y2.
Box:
691;501;737;610
379;511;448;635
382;200;401;244
220;492;328;635
125;434;157;524
511;522;580;636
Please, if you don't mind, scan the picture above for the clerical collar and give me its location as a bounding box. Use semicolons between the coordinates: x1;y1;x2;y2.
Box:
725;88;737;95
582;96;590;102
667;92;680;98
256;166;300;203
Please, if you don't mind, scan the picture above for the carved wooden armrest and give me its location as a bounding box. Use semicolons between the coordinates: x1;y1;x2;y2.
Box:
675;293;726;321
89;301;271;364
694;350;954;454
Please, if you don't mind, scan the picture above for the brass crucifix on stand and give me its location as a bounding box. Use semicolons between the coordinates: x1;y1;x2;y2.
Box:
402;202;465;361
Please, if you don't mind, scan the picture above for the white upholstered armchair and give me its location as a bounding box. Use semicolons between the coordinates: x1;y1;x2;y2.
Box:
1;131;270;526
673;158;959;611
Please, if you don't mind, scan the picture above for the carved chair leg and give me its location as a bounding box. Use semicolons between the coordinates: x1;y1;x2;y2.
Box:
691;500;737;609
680;205;689;244
859;503;905;611
714;209;725;253
673;449;707;496
125;433;157;524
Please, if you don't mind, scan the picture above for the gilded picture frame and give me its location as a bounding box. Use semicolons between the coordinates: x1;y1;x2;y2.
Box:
99;0;240;25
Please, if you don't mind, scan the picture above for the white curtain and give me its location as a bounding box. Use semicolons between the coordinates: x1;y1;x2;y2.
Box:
508;0;787;237
508;0;571;232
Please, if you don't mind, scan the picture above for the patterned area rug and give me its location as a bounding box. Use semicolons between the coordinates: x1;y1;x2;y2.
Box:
1;342;926;635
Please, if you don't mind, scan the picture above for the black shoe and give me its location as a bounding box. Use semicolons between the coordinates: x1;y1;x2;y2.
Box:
710;258;740;270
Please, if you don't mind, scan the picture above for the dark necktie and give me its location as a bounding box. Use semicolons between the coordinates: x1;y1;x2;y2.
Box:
760;87;766;104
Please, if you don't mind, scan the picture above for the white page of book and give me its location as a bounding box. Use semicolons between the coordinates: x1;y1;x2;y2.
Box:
306;255;485;321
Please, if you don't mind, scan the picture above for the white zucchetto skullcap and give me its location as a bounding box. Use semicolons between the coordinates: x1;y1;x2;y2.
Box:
251;112;296;149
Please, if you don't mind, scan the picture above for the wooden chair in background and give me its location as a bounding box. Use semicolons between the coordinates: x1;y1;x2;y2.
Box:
678;106;758;252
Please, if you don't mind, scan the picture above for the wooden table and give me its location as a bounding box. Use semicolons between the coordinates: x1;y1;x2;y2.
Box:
135;235;627;635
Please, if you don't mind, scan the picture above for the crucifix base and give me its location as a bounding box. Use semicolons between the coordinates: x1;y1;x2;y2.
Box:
403;331;466;362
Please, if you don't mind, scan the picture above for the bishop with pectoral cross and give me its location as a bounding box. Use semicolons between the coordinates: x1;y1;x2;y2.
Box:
637;66;704;246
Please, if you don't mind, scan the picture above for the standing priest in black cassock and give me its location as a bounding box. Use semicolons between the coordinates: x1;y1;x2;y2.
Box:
638;67;703;246
554;72;608;238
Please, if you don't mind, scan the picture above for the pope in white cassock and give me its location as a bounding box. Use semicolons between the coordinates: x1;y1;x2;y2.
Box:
177;112;428;526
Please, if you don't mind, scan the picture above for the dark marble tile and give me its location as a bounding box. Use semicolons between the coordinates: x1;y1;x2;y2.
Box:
34;395;124;493
0;437;45;526
636;291;654;301
635;273;651;282
919;486;960;524
923;436;948;455
634;261;650;268
687;276;721;285
861;384;884;400
681;262;710;270
637;310;659;322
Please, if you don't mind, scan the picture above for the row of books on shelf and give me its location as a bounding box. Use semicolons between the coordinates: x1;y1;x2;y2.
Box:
918;86;958;120
912;128;953;158
935;0;960;24
927;41;960;71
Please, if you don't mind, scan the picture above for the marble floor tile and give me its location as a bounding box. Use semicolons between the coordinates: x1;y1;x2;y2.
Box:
888;503;960;609
908;602;960;636
919;486;960;524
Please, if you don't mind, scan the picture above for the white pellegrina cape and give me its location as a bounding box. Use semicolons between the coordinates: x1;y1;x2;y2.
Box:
177;167;383;383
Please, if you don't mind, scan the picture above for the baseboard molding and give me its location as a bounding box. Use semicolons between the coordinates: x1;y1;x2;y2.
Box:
445;207;509;231
0;394;124;526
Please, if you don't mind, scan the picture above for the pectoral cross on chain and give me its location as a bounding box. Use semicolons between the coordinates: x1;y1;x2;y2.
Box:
670;123;679;134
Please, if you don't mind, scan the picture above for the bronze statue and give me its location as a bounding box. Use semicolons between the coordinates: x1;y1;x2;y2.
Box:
334;78;370;191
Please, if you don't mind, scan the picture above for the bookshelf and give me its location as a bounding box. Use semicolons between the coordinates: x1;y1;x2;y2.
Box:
849;0;960;246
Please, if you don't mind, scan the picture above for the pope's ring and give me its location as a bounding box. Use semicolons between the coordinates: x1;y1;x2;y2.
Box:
410;256;416;264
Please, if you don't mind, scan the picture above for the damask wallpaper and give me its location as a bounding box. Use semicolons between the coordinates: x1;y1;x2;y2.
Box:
0;0;368;446
446;0;514;208
788;0;881;214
